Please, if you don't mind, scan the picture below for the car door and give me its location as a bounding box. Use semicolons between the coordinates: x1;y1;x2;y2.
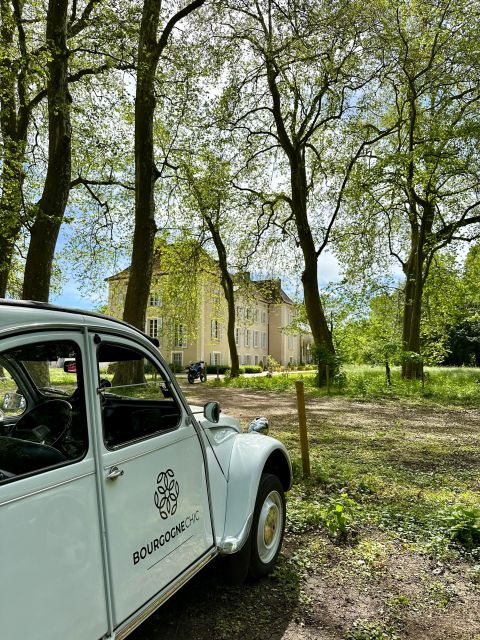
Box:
0;331;108;640
92;334;214;628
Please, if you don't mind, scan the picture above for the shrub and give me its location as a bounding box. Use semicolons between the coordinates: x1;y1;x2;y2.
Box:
205;365;231;374
440;505;480;549
243;365;262;374
324;492;357;540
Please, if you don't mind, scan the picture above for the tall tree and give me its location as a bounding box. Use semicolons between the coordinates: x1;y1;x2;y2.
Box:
22;0;136;301
218;0;389;369
122;0;206;334
178;154;241;377
22;0;72;300
352;0;480;378
0;0;46;296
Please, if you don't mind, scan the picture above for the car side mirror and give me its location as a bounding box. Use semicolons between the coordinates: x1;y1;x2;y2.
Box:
3;392;25;412
204;401;220;423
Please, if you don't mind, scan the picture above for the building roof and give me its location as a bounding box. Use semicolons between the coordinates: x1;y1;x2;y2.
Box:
107;255;294;307
251;279;294;305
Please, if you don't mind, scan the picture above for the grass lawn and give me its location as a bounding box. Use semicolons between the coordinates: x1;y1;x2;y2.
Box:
215;364;480;408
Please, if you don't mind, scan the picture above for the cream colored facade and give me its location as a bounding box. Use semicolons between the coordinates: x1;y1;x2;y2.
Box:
107;267;313;369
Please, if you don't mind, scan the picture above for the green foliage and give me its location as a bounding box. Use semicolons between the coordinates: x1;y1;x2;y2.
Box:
344;621;398;640
334;291;403;366
206;365;231;375
243;366;262;374
286;496;324;534
325;493;357;540
215;365;480;407
441;505;480;550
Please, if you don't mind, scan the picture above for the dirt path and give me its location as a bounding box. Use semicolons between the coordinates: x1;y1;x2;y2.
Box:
129;385;480;640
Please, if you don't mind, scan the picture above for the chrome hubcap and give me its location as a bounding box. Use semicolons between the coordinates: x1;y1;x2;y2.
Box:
257;490;283;564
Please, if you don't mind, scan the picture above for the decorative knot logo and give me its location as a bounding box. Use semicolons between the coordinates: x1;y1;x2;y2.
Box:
154;469;179;520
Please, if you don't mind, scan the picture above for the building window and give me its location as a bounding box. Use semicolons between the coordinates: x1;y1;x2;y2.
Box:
245;330;250;347
148;318;159;338
261;332;267;349
246;354;251;365
235;327;241;345
253;309;258;322
211;352;222;366
246;308;251;320
172;352;183;369
287;335;293;350
211;319;220;340
253;330;259;347
236;307;243;320
175;323;187;348
261;310;266;324
116;293;125;309
254;355;258;365
149;294;160;307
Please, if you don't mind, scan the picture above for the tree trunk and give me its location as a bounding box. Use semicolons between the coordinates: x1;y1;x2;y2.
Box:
401;202;435;380
402;253;425;379
119;0;204;385
0;146;24;297
122;0;205;333
22;0;71;302
205;219;240;378
264;59;335;370
0;0;28;297
290;153;335;366
121;0;159;333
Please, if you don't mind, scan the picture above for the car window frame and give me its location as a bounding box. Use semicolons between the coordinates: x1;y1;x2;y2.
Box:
0;335;90;486
96;339;183;451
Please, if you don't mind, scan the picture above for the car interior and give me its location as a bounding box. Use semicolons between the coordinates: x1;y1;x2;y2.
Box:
97;343;181;449
0;341;88;483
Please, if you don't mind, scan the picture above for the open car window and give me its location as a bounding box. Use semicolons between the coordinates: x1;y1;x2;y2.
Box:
0;340;88;484
97;343;181;449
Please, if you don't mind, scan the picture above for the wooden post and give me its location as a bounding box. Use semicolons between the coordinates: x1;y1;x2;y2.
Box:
326;364;330;394
295;380;310;478
216;364;220;380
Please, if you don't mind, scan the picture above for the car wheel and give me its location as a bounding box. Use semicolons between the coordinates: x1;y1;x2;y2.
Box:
249;473;285;579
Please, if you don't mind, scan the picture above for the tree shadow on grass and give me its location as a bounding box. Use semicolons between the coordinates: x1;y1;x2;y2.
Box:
129;557;300;640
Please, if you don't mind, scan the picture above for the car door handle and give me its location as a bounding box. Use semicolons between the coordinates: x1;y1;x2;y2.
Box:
106;466;124;480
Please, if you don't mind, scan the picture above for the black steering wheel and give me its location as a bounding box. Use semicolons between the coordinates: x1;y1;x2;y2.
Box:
9;399;73;448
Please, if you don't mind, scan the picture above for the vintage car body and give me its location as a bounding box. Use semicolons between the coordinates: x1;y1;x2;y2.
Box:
0;301;291;640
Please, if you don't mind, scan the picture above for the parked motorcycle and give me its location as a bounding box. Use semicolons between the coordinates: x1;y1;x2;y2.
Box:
186;361;207;384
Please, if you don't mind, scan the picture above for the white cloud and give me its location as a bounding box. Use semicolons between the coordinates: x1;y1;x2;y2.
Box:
317;251;341;285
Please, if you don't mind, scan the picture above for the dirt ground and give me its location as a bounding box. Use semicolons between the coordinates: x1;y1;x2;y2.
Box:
130;384;480;640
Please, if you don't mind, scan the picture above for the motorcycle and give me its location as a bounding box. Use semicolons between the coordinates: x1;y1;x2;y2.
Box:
186;361;207;384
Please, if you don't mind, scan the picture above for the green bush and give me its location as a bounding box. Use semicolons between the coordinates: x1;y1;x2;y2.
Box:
441;505;480;549
205;365;231;374
325;492;357;540
243;365;262;374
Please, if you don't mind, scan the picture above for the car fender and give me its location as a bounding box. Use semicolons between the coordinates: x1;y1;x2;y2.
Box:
218;433;291;554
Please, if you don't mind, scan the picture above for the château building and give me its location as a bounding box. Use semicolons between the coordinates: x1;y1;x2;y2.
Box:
106;246;313;369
